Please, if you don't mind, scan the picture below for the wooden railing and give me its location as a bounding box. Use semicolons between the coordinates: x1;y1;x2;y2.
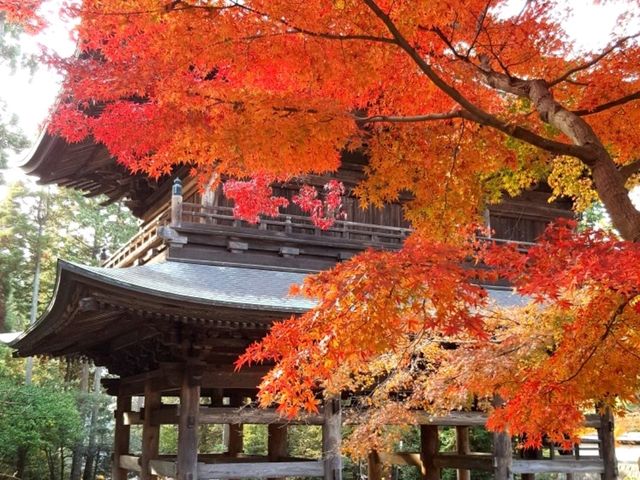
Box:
179;202;537;250
102;211;169;268
103;200;538;269
180;202;412;246
116;404;613;478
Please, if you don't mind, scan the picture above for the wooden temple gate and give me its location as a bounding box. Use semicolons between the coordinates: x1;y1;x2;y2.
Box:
13;134;618;479
106;364;341;480
105;367;618;480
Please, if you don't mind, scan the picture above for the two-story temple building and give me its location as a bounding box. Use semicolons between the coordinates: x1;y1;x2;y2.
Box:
10;131;617;480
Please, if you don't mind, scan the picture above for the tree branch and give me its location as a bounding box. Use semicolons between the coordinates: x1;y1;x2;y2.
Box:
229;1;397;45
573;90;640;116
558;299;628;385
549;32;640;87
355;111;464;123
360;0;587;159
619;159;640;181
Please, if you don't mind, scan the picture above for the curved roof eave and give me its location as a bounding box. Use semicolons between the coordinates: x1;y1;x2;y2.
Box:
10;259;316;352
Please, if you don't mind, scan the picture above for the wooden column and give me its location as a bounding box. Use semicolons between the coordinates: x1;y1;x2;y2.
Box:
268;423;288;460
227;393;244;456
492;430;512;480
455;426;470;480
323;397;342;480
268;423;289;480
598;408;617;480
177;366;202;480
227;424;244;456
112;393;131;480
420;425;440;480
367;451;383;480
141;383;160;480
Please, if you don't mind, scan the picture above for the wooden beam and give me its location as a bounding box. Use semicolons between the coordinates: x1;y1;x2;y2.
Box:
151;406;324;425
119;454;141;473
112;394;132;480
104;364;270;397
376;452;494;472
511;459;604;474
141;382;161;480
455;426;471;480
323;397;342;480
420;425;439;480
433;453;493;471
149;460;325;478
123;410;142;425
377;452;423;468
345;411;602;428
200;368;269;389
200;461;324;478
177;366;201;480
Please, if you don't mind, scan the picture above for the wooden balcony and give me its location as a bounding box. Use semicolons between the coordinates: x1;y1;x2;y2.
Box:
103;200;537;269
180;202;412;247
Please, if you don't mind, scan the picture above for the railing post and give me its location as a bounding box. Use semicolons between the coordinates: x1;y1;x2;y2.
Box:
598;407;617;480
456;426;471;480
177;363;202;480
323;396;342;480
171;178;183;228
141;381;160;480
112;392;131;480
492;396;513;480
420;425;440;480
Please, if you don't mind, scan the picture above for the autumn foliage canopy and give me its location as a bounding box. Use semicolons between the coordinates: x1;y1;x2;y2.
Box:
5;0;640;449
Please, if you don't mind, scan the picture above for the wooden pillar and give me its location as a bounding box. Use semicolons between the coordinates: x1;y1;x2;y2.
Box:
268;423;288;460
367;451;383;480
177;366;202;480
268;423;289;480
420;425;440;480
455;426;470;480
227;393;243;456
112;393;131;480
141;383;160;480
492;430;512;480
323;397;342;480
227;424;244;456
598;407;617;480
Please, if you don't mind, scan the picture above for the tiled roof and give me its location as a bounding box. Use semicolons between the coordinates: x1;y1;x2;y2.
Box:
63;260;316;313
64;260;527;312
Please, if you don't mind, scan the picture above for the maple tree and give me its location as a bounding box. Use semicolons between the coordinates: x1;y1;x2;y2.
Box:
5;0;640;450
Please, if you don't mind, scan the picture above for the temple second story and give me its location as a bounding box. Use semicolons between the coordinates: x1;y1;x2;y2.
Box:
23;132;573;272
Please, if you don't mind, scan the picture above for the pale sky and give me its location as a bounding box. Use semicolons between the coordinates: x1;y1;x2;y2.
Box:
0;0;637;198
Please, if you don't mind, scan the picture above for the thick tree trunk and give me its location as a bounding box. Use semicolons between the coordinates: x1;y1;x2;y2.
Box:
590;155;640;241
526;79;640;241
